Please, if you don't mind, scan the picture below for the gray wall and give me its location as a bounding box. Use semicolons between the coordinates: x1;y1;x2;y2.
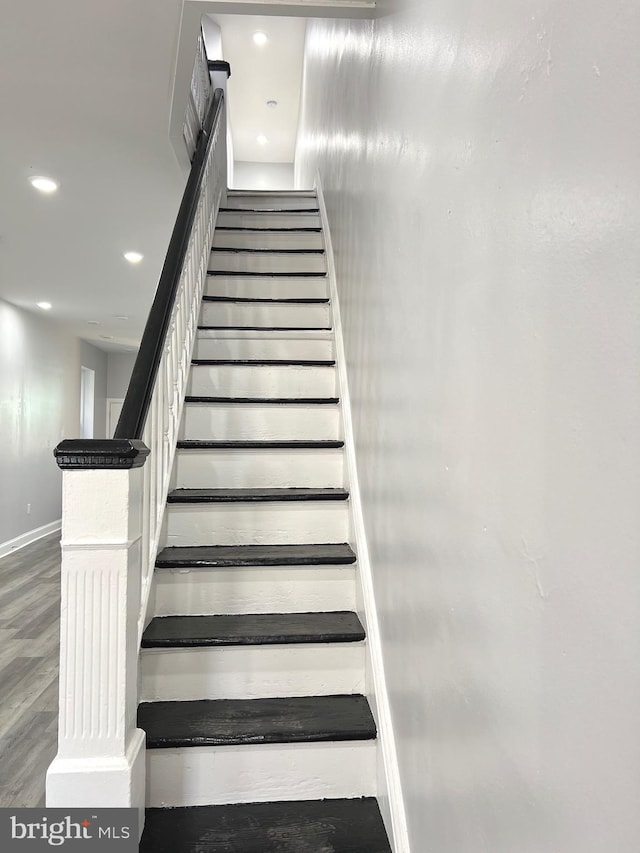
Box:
0;299;77;546
295;3;640;851
0;298;112;548
107;352;137;400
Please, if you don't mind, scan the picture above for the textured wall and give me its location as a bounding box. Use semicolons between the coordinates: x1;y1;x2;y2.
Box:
295;3;640;851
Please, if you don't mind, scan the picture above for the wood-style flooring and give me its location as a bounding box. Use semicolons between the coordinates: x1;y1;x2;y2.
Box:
0;533;60;807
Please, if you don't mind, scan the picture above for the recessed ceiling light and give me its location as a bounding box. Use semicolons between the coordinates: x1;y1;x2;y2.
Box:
257;135;268;145
124;251;143;264
37;301;52;310
253;31;268;46
30;176;59;194
266;100;278;109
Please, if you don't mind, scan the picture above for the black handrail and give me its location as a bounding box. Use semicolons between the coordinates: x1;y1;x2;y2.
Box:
54;88;224;471
115;87;224;440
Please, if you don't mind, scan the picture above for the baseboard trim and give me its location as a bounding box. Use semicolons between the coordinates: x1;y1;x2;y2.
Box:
315;172;411;853
0;519;62;559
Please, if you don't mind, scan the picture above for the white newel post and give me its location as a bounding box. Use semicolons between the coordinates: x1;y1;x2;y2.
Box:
46;443;149;825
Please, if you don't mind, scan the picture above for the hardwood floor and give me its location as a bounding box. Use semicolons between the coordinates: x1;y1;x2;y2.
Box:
0;533;60;807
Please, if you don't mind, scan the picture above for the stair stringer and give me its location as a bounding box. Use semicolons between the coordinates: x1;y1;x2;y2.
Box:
315;171;411;853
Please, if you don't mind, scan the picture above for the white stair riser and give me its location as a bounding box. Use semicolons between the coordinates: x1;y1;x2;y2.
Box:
154;565;357;616
227;190;317;198
197;329;333;342
188;365;336;398
223;195;319;211
193;337;334;361
174;449;344;488
200;302;331;329
205;276;328;300
210;251;326;275
140;643;365;701
146;741;376;807
213;231;324;250
181;405;340;441
166;502;349;546
217;212;322;229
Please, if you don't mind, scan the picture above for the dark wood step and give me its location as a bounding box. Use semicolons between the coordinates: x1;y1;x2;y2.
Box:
138;694;375;748
191;358;335;366
202;295;330;304
167;487;349;503
211;247;325;254
155;543;356;569
198;325;332;332
206;271;327;277
176;440;344;449
215;226;323;232
225;190;317;196
140;797;391;853
141;611;365;648
140;798;391;853
184;395;339;404
219;207;320;214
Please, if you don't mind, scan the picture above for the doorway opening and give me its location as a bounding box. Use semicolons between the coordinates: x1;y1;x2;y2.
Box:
80;366;95;439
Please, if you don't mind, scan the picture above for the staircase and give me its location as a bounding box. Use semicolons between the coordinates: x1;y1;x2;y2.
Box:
138;190;392;851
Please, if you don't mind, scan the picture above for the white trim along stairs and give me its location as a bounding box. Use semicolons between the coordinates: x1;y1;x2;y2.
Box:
137;188;407;852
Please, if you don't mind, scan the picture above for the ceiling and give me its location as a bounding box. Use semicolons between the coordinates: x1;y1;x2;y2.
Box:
0;0;188;352
210;14;307;163
0;0;375;353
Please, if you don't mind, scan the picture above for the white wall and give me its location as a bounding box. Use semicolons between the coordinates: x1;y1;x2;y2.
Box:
202;16;222;60
79;340;108;440
232;160;295;190
295;4;640;852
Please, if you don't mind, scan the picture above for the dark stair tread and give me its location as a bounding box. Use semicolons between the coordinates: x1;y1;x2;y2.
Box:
207;270;327;277
207;271;326;279
140;798;390;853
211;247;325;254
167;487;349;503
202;295;330;304
198;326;332;332
176;440;344;449
155;543;356;568
141;611;365;648
138;694;376;748
140;798;391;853
215;226;323;232
225;190;317;195
191;358;335;366
219;207;320;213
184;396;339;404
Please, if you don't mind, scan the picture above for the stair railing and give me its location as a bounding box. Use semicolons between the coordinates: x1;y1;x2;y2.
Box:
183;28;213;161
46;86;227;818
